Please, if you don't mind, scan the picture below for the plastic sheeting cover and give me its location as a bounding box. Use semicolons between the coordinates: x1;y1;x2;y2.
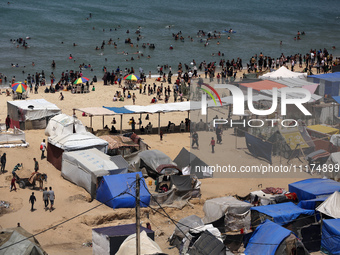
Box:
289;178;340;201
244;220;291;255
116;231;162;255
251;202;314;225
203;196;252;223
174;215;204;239
139;149;176;171
245;133;272;164
45;113;86;137
321;219;340;254
316;191;340;218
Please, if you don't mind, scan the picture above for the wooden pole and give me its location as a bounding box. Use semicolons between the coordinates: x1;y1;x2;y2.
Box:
102;115;104;129
158;112;160;135
120;115;123;134
90;115;92;128
136;174;141;255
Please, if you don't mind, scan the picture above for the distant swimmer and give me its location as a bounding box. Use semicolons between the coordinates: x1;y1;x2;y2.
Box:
126;29;129;33
26;36;30;39
165;25;172;29
69;54;73;59
73;43;77;46
332;46;336;49
227;36;230;40
169;45;173;50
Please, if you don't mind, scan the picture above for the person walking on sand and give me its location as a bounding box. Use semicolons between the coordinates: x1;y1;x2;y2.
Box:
132;93;137;105
40;139;46;159
29;192;36;211
48;187;55;212
5;115;11;131
33;158;39;172
210;137;215;153
192;131;199;149
43;187;49;210
1;153;6;173
10;176;16;191
160;130;163;141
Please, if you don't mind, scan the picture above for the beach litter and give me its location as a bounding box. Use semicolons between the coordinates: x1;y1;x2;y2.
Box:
0;201;10;208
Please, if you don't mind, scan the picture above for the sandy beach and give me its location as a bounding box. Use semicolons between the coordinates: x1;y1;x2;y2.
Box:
0;66;317;254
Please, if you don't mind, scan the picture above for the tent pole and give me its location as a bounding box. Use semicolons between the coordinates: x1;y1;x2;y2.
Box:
90;116;92;128
135;174;141;255
158;112;160;135
102;115;104;129
120;115;123;134
139;113;142;128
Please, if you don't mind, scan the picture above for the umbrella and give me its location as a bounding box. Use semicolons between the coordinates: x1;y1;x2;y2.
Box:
73;77;89;84
123;74;140;81
11;82;28;93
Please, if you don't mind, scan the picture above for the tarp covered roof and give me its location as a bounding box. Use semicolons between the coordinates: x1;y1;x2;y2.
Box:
244;220;292;255
298;196;328;210
289;178;340;201
7;99;61;121
260;66;307;79
48;132;108;151
307;125;339;135
203;196;252;223
261;88;322;103
139;150;176;171
251;202;314;225
321;219;340;254
100;135;139;150
96;172;150;209
316;191;340;218
240;80;287;91
76;107;116;116
310;72;340;82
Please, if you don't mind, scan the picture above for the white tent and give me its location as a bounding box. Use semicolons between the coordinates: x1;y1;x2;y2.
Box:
260;66;307;79
61;148;128;197
7;99;61;130
47;132;108;170
316;191;340;218
324;152;340;181
45;113;86;137
115;231;163;255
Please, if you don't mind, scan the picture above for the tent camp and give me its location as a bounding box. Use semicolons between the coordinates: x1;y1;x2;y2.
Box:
45;113;86;137
138;149;180;179
244;220;309;255
324;152;340;181
251;202;315;234
92;224;154;255
173;147;212;179
298;196;328;210
7;99;61;130
61;148;128;198
115;231;162;255
288;178;340;201
321;219;340;254
316;191;340;219
259;66;307;79
0;227;47;255
47;132;108;170
96;172;150;209
203;196;252;232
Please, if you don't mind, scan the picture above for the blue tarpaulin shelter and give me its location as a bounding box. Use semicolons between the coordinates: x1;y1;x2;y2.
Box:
321;219;340;254
245;220;292;255
245;133;272;164
297;196;328;210
103;106;135;114
289;178;340;201
309;72;340;97
96;172;150;209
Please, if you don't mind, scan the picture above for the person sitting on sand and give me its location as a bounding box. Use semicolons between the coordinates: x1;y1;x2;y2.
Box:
151;97;157;103
59;92;64;100
113;95;118;101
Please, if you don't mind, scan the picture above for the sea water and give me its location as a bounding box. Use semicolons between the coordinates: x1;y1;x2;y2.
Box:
1;0;340;84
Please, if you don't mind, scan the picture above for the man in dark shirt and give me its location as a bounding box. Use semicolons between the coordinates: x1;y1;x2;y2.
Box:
29;192;36;211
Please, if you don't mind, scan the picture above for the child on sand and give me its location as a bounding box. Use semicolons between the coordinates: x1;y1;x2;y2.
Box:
210;137;215;153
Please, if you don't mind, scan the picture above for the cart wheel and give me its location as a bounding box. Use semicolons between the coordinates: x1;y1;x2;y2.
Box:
19;181;26;189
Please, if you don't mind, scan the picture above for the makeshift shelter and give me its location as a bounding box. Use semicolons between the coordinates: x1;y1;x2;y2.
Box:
0;227;47;255
324;152;340;181
203;196;252;232
288;178;340;201
259;66;307;79
298;196;328;210
92;224;154;255
307;124;339;137
0;127;26;145
250;202;315;234
150;174;201;208
7;99;61;130
96;172;150;209
47;132;108;170
138;149;180;179
245;133;272;163
100;134;140;157
249;190;288;206
115;231;162;255
309;72;340;97
244;220;309;255
61;148;128;198
187;230;229;255
321;219;340;254
173;147;212;179
316;191;340;219
45;113;86;136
